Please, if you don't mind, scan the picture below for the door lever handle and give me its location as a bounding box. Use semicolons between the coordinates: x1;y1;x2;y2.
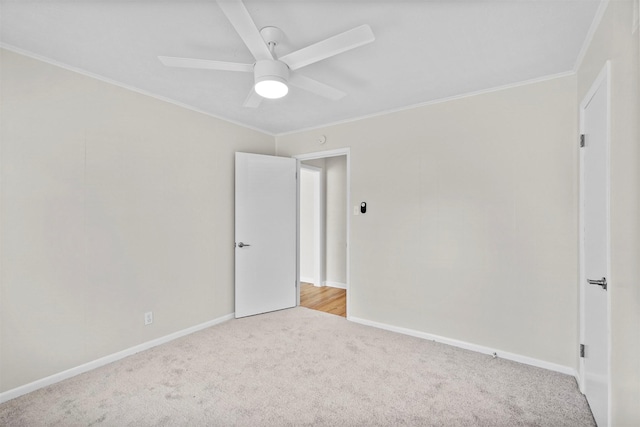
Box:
587;277;607;290
237;242;251;248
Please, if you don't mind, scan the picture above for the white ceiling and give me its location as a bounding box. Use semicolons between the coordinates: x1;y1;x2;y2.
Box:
1;0;601;135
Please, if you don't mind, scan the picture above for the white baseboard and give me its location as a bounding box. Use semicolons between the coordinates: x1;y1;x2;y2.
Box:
0;313;235;404
300;279;346;289
323;281;346;289
348;316;577;378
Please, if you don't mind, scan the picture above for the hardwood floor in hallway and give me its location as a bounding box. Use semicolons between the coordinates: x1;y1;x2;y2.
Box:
300;283;346;317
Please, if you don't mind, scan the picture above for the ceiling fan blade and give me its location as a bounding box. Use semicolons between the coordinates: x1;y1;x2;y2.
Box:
158;56;254;72
216;0;272;61
279;24;374;71
289;73;346;100
243;88;263;108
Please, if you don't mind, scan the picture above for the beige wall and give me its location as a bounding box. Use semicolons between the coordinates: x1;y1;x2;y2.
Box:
0;49;274;392
576;1;640;423
277;75;579;370
325;156;347;285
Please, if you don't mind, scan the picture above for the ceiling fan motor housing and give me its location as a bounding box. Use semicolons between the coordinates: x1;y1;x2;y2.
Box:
255;60;289;84
254;60;290;98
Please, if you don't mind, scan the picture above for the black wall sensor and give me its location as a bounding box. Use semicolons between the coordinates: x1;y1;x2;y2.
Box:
360;202;367;214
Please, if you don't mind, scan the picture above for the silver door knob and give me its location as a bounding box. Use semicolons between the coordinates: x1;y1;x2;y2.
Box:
587;277;607;290
237;242;251;248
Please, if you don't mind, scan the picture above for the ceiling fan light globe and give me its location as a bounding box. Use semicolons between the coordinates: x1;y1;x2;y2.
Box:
255;78;288;99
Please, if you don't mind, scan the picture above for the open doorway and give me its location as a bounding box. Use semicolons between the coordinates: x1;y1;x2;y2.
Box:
296;149;350;318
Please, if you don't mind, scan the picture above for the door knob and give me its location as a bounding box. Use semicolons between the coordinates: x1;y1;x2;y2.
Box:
237;242;251;248
587;277;607;290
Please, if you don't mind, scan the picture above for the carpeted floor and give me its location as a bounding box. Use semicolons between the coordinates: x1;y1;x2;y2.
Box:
1;307;594;426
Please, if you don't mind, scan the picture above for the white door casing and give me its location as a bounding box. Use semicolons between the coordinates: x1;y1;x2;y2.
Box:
235;152;297;318
579;62;611;427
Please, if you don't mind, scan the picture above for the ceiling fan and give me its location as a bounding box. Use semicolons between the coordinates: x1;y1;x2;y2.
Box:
158;0;375;108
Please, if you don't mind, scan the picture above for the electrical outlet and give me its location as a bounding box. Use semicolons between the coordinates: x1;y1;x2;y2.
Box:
144;311;153;325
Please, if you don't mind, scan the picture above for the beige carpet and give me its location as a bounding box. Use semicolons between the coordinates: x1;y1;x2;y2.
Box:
1;307;594;426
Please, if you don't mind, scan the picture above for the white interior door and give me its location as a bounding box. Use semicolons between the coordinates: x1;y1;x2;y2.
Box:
580;65;610;427
235;152;297;318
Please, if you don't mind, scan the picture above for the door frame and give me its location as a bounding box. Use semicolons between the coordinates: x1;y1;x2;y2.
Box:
578;61;611;424
299;164;325;288
294;148;351;316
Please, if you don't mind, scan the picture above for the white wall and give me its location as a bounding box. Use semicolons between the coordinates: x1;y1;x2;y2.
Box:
299;156;346;288
325;156;347;286
299;168;317;283
277;75;579;370
576;1;640;423
0;49;274;393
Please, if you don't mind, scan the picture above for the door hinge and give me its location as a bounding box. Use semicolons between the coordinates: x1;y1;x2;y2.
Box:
580;134;585;148
580;344;585;358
